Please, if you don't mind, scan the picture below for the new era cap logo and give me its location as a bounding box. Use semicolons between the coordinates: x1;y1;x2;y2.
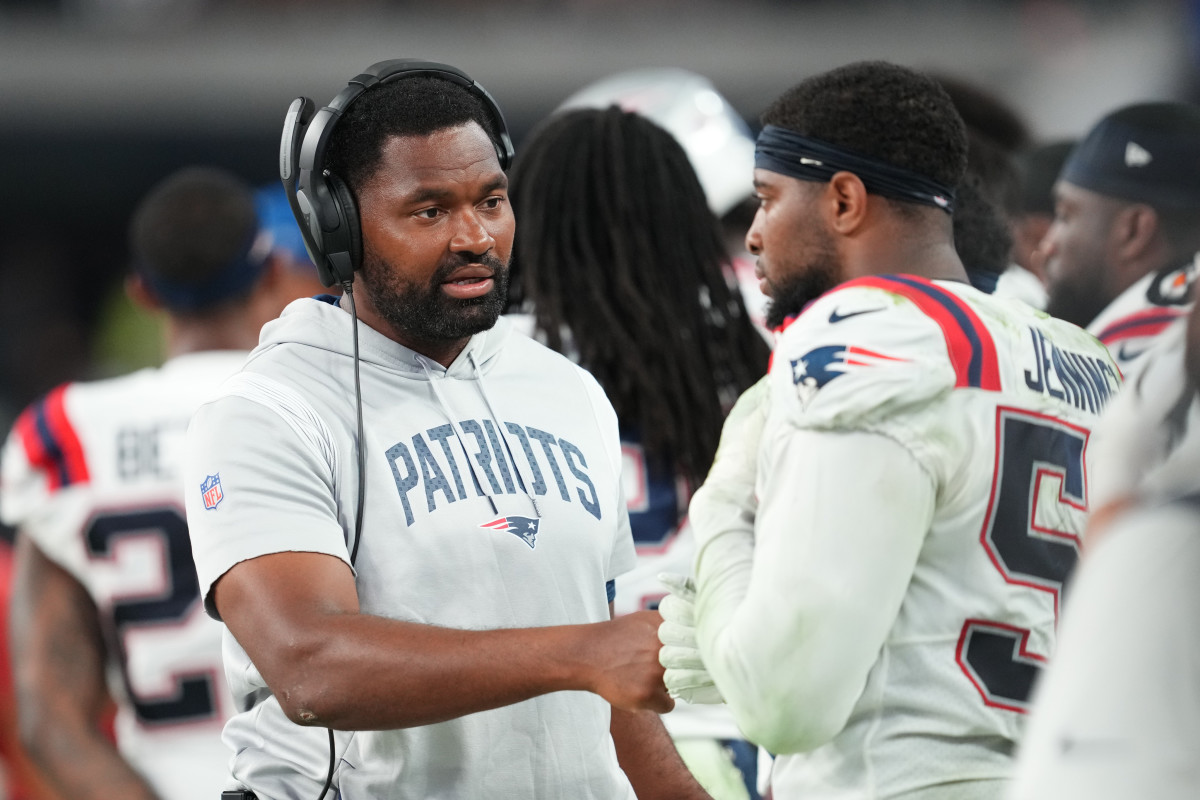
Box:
1125;141;1152;167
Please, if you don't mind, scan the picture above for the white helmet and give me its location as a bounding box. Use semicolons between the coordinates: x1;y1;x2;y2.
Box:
557;68;756;217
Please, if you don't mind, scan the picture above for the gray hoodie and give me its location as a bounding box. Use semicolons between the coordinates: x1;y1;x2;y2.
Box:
185;295;636;799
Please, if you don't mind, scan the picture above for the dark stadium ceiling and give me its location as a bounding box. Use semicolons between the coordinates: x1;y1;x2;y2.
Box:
0;0;1187;141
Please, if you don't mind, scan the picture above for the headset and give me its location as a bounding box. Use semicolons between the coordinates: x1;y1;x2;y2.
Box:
276;60;514;800
279;58;515;287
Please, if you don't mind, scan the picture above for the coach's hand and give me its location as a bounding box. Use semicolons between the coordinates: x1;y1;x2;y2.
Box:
657;572;724;704
587;610;675;714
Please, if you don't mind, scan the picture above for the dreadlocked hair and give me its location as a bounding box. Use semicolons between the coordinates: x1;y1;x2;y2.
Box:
509;107;769;488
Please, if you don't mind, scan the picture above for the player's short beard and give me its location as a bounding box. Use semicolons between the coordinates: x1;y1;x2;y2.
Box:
764;244;841;329
359;249;511;343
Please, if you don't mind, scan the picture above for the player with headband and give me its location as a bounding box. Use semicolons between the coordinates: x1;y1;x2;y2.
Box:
657;61;1119;799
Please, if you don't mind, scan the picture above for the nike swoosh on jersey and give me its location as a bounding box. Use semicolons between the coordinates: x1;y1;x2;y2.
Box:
1116;341;1146;362
828;307;884;324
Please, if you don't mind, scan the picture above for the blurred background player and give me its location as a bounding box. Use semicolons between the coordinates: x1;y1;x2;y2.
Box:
506;105;770;799
254;183;330;302
1040;101;1200;371
1008;296;1200;800
1005;140;1076;305
658;60;1120;799
0;166;305;800
556;67;770;338
0;528;62;800
932;72;1047;307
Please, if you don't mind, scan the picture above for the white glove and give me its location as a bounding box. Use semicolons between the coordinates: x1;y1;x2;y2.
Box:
657;572;724;704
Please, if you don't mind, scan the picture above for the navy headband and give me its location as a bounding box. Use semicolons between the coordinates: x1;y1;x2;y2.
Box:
138;228;271;312
755;125;956;214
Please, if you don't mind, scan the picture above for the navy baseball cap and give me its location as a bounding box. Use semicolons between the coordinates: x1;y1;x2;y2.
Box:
1059;102;1200;209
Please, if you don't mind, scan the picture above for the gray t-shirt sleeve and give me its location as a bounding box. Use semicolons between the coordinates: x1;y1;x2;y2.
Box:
184;386;350;620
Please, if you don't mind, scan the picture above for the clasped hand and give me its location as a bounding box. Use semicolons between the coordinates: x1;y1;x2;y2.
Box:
656;572;723;704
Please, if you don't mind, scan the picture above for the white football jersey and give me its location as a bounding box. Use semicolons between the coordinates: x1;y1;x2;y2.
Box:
1086;256;1195;372
0;352;246;800
993;263;1047;310
763;276;1119;799
1085;318;1200;510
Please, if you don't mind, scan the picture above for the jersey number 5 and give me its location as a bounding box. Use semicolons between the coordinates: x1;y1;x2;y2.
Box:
85;507;219;726
957;408;1087;713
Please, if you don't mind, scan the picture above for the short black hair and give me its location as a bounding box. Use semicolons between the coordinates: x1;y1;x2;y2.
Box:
324;75;501;194
762;61;968;195
934;75;1029;217
129;166;257;297
954;171;1013;283
932;73;1031;154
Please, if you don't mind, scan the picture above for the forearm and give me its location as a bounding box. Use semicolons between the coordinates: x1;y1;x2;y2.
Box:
696;429;933;754
218;551;670;729
17;700;157;800
261;613;602;729
611;707;711;800
10;534;158;799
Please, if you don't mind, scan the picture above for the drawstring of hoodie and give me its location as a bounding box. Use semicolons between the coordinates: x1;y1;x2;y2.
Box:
417;356;499;515
469;351;543;519
468;352;544;520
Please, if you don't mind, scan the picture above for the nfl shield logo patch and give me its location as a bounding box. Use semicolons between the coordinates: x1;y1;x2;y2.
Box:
201;474;224;510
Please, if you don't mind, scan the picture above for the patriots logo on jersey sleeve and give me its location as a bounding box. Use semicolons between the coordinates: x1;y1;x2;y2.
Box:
790;345;908;407
480;516;540;549
200;474;224;510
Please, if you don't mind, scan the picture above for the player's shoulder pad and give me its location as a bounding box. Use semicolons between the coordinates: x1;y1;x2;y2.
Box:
3;382;89;495
772;275;997;431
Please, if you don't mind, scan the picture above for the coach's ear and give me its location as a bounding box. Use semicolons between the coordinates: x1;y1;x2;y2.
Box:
825;171;870;235
126;273;166;312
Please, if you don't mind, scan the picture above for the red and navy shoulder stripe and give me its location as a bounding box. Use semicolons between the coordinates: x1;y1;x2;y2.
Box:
1093;307;1187;347
13;384;90;491
837;274;1002;391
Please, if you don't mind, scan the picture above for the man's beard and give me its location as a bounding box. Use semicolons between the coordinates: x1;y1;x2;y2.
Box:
359;249;511;344
764;251;840;330
1043;271;1110;329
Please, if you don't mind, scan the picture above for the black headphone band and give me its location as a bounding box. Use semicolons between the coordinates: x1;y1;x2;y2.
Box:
296;60;513;181
279;59;514;287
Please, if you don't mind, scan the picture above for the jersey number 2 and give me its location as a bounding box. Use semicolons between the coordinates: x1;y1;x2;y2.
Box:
957;408;1087;713
85;507;218;726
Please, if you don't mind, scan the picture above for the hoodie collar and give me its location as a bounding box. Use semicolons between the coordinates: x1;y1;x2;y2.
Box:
255;296;512;380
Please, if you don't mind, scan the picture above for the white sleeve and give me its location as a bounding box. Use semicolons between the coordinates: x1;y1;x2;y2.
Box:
184;388;349;619
1087;321;1190;510
1009;499;1200;800
695;424;935;755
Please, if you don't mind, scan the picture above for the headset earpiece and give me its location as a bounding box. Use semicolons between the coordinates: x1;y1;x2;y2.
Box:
278;58;514;289
325;173;362;282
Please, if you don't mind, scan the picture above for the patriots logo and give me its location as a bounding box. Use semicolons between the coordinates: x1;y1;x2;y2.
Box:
200;474;224;511
790;345;907;407
480;516;540;549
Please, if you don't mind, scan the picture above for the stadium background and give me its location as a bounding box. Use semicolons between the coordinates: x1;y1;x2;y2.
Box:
0;0;1197;433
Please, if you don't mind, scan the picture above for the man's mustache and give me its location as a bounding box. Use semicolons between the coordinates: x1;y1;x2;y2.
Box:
433;252;509;281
